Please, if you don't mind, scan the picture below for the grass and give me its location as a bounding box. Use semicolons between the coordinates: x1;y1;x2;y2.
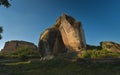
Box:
79;49;120;59
0;58;120;75
4;60;31;65
0;48;120;75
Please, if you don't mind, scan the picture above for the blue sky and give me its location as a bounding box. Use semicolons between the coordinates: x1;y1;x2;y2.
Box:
0;0;120;49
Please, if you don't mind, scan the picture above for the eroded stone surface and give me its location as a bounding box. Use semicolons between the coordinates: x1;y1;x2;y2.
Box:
38;27;66;57
1;40;37;53
38;14;86;57
100;41;120;52
57;14;86;50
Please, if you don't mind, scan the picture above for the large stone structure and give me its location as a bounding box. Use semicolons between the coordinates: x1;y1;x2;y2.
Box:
1;40;37;53
38;14;86;57
56;14;86;50
38;28;66;57
100;41;120;53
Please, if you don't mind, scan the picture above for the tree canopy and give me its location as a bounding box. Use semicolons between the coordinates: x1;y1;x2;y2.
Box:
0;0;11;8
0;0;10;40
0;27;3;40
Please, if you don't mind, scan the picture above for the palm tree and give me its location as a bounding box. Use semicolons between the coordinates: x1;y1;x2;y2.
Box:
0;27;3;40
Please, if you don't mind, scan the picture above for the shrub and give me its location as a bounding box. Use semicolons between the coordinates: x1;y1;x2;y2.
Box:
79;49;120;59
17;45;35;55
81;51;91;58
8;45;39;60
18;54;28;61
90;50;99;58
99;49;120;58
0;52;5;58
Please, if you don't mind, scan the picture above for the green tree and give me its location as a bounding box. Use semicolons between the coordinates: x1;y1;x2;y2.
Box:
0;0;11;8
0;0;11;39
0;27;3;40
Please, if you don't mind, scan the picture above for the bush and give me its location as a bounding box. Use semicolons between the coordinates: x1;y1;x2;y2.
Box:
79;49;120;59
8;45;39;60
81;51;91;58
0;52;5;58
99;49;120;58
17;45;35;55
18;54;28;61
90;50;99;58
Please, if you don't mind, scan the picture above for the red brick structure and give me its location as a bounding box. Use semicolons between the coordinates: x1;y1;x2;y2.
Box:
1;40;37;53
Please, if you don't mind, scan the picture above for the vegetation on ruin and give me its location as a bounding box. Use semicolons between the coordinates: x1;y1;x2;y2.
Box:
79;49;120;59
0;45;40;60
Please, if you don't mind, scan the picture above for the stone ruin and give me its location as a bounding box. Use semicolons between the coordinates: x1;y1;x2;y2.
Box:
1;40;37;53
100;41;120;53
1;14;120;60
38;14;86;57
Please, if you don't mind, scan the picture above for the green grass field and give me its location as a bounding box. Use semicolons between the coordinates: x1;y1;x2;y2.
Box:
0;48;120;75
0;58;120;75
